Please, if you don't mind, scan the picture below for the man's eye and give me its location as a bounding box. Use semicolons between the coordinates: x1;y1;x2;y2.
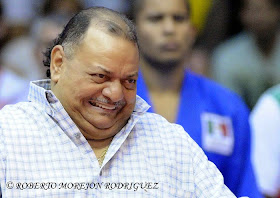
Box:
97;74;105;78
174;15;188;22
128;79;136;84
123;79;137;89
147;15;162;22
91;74;107;83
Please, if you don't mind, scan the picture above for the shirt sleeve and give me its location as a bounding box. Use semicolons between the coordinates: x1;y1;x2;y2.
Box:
250;95;280;196
189;136;237;197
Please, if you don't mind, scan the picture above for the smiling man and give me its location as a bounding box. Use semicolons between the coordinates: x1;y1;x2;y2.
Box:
0;7;237;197
50;26;139;154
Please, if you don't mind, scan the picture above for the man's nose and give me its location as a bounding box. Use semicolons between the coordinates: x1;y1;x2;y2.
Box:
163;18;175;35
102;80;124;102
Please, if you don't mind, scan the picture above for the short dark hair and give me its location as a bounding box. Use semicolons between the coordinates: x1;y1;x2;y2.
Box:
128;0;191;22
43;7;138;78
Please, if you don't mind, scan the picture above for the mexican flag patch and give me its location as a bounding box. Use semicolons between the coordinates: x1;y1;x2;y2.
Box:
201;112;234;155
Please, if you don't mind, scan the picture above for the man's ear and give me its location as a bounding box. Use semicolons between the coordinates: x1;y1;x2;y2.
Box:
50;45;65;83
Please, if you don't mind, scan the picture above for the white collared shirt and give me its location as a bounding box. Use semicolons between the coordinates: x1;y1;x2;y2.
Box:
0;80;236;197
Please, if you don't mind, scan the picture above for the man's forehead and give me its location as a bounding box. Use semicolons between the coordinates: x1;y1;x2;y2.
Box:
78;28;139;68
82;26;132;47
139;0;189;15
88;16;127;36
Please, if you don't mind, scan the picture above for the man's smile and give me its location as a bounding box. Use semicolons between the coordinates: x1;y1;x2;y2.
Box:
89;100;117;111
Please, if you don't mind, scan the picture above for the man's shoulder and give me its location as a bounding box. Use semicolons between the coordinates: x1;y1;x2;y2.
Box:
213;32;252;57
266;84;280;106
186;72;250;121
212;32;255;74
0;102;43;125
137;112;190;140
188;72;247;105
135;112;197;159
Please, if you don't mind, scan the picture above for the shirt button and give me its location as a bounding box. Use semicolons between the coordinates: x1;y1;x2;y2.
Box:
75;133;81;139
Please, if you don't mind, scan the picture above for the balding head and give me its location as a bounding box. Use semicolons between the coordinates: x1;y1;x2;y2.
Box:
44;7;138;77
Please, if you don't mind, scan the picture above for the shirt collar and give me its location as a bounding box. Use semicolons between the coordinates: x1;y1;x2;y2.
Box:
28;79;151;115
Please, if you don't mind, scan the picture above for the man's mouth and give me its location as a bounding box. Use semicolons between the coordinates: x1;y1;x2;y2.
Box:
161;42;179;51
89;101;117;111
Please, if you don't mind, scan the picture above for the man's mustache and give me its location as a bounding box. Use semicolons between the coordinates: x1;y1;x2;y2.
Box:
89;97;126;107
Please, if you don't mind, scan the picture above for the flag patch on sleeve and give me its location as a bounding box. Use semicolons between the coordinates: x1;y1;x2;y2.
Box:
201;112;234;156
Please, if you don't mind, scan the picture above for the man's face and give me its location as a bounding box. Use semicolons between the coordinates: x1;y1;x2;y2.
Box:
241;0;280;37
135;0;194;69
51;27;139;140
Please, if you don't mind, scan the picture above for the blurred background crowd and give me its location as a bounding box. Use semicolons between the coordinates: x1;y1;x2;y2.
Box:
0;0;279;197
2;0;278;109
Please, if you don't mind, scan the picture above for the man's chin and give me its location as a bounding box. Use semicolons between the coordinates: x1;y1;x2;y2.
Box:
90;117;124;129
92;120;115;130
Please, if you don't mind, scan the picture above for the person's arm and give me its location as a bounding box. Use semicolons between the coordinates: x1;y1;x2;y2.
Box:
188;136;237;197
250;95;280;198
